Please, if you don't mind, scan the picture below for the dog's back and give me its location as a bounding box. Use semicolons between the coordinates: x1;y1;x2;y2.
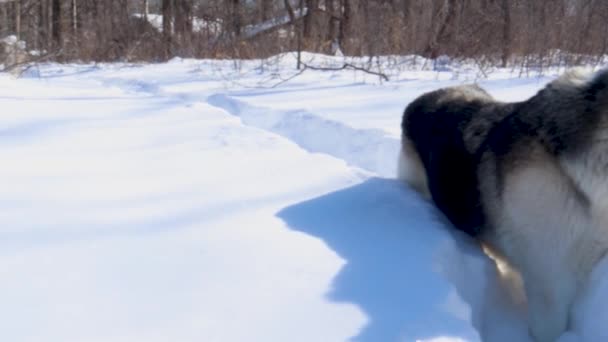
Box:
477;69;608;341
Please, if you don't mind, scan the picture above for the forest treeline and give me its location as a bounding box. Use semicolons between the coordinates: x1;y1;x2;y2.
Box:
1;0;607;68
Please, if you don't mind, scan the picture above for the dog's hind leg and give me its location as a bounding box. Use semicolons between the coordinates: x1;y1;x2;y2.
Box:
482;150;590;342
523;266;577;342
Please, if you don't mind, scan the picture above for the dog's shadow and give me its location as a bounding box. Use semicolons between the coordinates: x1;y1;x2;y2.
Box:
277;177;495;341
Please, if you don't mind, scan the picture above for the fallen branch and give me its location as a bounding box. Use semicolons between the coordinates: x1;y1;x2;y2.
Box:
269;67;307;88
301;62;389;81
214;55;389;90
2;49;62;76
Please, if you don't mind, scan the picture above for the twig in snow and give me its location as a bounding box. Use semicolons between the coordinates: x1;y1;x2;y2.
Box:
301;62;389;82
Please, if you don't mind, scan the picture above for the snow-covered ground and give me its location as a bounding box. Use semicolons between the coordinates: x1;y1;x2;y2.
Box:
1;54;606;342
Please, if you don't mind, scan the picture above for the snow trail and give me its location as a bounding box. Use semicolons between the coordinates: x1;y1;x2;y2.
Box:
207;93;400;177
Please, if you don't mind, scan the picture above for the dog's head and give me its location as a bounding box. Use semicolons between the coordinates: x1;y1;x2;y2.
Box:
399;85;493;194
398;84;494;235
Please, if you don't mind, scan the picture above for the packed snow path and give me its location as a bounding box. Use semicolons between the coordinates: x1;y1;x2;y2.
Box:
1;57;607;342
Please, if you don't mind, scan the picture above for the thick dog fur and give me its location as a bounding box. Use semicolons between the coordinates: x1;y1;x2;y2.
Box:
399;69;608;342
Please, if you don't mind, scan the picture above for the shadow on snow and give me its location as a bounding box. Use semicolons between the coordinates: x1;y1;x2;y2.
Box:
277;177;485;342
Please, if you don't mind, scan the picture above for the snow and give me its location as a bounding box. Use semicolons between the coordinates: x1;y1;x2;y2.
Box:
243;8;307;38
133;14;222;35
134;8;305;39
1;35;19;45
0;55;605;342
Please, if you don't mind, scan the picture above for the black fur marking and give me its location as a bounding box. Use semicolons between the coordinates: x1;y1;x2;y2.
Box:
403;89;487;236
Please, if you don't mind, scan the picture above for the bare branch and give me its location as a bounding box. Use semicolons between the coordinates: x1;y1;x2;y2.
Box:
301;62;389;81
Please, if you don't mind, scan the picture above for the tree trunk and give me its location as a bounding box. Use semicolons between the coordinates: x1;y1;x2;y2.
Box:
15;0;20;39
0;3;7;38
339;0;351;54
143;0;149;20
501;0;511;67
174;0;192;37
162;0;173;34
297;0;304;68
174;0;192;56
389;0;405;54
162;0;173;59
47;0;53;50
231;0;241;38
284;0;295;21
71;0;77;40
52;0;61;50
260;0;271;21
303;0;318;47
327;0;337;46
37;0;46;51
425;0;459;59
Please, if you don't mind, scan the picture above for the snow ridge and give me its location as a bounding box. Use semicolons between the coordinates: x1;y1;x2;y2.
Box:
207;93;400;178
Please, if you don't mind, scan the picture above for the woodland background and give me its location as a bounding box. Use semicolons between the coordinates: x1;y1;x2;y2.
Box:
1;0;607;70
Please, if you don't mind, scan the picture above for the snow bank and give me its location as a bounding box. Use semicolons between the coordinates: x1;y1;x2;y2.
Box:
207;93;400;177
1;56;607;342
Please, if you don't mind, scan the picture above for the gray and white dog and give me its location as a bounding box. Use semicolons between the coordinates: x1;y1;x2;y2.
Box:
398;69;608;342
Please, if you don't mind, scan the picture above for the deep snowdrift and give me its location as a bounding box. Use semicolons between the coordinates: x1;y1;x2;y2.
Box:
0;55;606;342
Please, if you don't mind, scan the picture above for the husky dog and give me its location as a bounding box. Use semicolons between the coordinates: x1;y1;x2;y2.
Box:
398;69;608;342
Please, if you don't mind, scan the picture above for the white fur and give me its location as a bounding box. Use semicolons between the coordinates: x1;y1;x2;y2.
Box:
478;136;608;342
481;72;608;342
551;67;594;91
486;152;583;341
397;137;430;199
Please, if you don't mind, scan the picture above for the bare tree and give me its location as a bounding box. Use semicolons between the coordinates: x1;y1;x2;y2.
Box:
259;0;271;21
230;0;241;38
162;0;173;59
0;0;606;70
51;0;61;50
143;0;149;20
71;0;77;38
1;3;8;38
14;0;20;39
501;0;511;67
